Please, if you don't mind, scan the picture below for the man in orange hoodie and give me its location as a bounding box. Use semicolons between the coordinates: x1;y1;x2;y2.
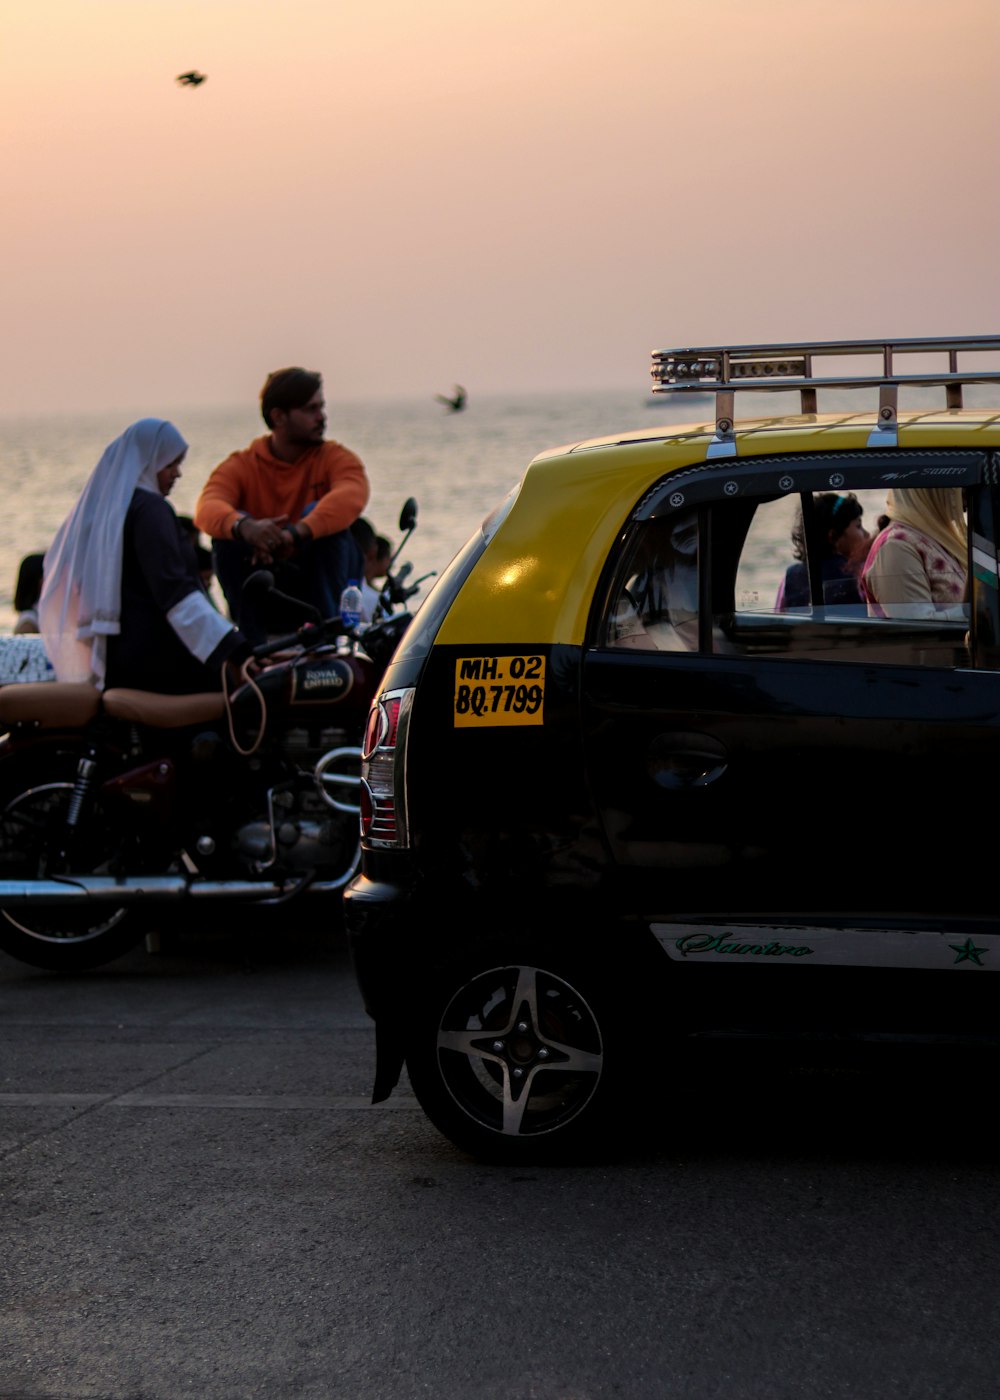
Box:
195;367;370;641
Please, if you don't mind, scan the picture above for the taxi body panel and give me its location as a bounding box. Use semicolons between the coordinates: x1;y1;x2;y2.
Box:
344;345;1000;1161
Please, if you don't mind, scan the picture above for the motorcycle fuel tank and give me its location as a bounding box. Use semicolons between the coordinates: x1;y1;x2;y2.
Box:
231;648;378;735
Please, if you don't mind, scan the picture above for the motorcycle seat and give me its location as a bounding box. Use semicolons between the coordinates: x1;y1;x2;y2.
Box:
0;681;101;729
102;689;226;728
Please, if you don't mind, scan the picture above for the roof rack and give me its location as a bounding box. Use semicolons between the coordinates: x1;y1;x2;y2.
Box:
649;336;1000;454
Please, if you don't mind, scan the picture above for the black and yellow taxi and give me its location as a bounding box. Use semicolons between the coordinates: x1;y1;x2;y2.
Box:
344;337;1000;1162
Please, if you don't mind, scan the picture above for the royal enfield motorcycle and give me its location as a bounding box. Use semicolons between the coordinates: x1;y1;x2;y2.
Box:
0;499;430;972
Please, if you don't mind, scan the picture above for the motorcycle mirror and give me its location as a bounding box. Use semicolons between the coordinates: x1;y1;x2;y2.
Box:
386;499;418;578
398;498;418;532
241;569;320;627
243;569;275;597
274;590;321;624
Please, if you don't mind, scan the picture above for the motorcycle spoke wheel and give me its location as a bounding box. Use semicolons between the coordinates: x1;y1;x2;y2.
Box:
0;777;137;970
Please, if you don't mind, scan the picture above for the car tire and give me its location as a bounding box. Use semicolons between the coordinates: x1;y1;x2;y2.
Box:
405;942;633;1164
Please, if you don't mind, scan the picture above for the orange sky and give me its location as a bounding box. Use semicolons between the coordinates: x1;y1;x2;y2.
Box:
1;0;998;415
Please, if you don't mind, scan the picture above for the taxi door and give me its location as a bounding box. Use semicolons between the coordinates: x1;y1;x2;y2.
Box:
579;457;1000;932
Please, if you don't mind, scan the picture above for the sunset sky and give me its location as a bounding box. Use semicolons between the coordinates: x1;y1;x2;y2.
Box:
2;0;998;416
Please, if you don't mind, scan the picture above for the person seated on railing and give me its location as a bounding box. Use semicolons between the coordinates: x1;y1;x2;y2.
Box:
351;517;394;623
860;488;969;621
775;493;870;611
195;367;370;643
38;419;250;693
12;553;45;635
364;534;393;621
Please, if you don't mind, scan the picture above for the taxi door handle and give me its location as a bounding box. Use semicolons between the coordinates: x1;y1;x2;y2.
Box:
647;732;728;790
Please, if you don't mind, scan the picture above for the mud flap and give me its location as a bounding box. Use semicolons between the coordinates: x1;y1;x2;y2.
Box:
372;1020;406;1103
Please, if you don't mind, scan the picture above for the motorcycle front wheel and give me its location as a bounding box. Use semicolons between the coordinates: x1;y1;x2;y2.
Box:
0;742;143;971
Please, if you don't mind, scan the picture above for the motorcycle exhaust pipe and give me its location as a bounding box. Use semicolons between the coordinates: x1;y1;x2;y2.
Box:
0;870;357;904
0;877;190;904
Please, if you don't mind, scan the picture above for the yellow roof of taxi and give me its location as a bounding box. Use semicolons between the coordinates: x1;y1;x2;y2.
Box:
534;406;1000;464
435;406;1000;652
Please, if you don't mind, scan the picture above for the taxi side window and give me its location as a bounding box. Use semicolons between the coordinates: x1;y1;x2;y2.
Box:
722;489;970;667
735;489;880;617
601;488;972;667
604;510;699;652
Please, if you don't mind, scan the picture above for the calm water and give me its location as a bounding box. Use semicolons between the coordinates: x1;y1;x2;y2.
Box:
0;389;705;629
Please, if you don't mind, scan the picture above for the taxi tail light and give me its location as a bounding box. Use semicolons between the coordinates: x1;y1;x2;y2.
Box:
359;688;413;849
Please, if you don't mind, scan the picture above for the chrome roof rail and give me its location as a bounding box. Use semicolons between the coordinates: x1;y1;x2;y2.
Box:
650;336;1000;452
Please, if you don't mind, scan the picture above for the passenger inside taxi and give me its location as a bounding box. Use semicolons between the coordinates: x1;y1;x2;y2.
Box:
607;512;698;650
860;488;969;620
775;492;870;611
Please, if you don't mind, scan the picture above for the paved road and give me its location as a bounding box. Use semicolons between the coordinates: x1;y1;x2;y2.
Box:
2;913;1000;1400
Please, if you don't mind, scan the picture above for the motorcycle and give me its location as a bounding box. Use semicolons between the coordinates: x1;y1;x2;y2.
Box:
0;498;431;972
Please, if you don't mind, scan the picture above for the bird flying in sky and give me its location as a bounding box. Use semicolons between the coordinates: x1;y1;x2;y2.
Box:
176;71;207;87
434;384;467;412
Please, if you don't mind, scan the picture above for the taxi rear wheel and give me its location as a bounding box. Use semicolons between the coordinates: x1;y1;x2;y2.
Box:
405;947;628;1164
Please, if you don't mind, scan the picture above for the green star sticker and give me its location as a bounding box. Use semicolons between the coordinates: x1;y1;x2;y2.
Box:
949;938;988;966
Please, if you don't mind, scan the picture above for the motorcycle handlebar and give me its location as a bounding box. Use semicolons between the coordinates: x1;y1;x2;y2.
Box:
248;599;417;664
381;569;435;607
246;559;431;663
250;616;339;661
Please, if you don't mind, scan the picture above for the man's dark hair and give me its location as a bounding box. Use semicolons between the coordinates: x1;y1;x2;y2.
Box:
260;368;322;428
351;517;376;554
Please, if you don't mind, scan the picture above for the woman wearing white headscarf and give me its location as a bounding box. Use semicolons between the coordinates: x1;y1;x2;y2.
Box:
860;487;968;621
39;418;249;691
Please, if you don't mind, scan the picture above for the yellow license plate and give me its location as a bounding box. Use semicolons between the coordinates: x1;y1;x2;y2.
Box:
453;655;546;727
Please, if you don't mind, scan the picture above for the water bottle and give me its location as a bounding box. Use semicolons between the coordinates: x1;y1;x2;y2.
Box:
339;579;363;631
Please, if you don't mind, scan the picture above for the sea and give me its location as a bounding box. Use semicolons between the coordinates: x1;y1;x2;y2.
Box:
0;389;717;629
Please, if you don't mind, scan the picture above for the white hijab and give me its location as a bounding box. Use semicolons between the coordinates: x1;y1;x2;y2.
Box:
38;418;188;686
